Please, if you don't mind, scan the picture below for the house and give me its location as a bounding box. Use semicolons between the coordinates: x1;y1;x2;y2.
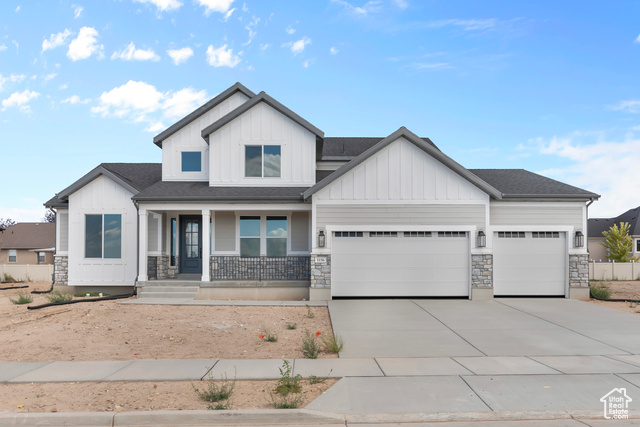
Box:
588;206;640;261
45;82;599;300
0;222;55;265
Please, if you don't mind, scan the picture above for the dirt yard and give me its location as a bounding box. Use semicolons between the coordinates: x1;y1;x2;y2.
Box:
588;280;640;314
0;282;337;413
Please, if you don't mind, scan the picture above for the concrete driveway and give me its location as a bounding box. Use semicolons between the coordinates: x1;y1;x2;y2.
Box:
328;298;640;358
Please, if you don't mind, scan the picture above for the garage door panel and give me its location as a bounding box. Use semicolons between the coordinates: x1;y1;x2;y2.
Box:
494;232;566;296
331;233;469;297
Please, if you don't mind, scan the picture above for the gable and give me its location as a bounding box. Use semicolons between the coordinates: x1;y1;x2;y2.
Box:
314;136;490;202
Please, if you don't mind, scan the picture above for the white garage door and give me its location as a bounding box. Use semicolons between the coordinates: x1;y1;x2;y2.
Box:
331;231;469;297
493;231;567;296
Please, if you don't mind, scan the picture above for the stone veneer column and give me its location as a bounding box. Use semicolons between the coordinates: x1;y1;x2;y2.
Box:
569;254;590;288
310;254;331;300
54;255;68;285
471;254;493;300
157;255;169;280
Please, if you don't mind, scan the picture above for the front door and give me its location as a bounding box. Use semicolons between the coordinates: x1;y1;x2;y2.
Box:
180;216;202;275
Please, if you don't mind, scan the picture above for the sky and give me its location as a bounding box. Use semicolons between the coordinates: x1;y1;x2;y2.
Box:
1;0;639;223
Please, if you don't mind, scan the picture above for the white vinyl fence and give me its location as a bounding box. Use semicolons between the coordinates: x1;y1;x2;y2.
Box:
0;264;54;282
589;261;640;281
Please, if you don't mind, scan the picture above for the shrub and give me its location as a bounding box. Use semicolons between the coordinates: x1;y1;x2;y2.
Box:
10;292;33;305
2;273;17;283
321;333;344;354
591;283;612;300
269;391;302;409
304;304;315;319
259;329;278;342
193;373;235;410
46;290;73;303
301;331;321;359
269;360;303;409
286;323;297;330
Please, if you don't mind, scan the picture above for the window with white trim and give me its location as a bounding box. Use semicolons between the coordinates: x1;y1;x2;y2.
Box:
8;249;16;263
85;214;122;259
245;145;281;177
38;252;45;264
181;152;201;172
239;216;288;258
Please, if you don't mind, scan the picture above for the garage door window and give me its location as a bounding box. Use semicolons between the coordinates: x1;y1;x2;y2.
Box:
369;231;397;237
438;231;467;237
532;232;560;238
334;231;363;237
498;232;525;238
404;231;431;237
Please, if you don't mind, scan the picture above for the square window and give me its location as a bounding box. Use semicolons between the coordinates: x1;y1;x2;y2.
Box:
245;145;281;177
85;214;122;259
181;152;201;172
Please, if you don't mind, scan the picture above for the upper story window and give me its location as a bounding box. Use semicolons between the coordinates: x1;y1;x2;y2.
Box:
85;214;122;259
8;249;16;263
181;152;202;172
245;145;281;178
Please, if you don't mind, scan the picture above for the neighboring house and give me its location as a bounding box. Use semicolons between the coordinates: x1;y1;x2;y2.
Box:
588;206;640;261
45;82;600;300
0;222;55;265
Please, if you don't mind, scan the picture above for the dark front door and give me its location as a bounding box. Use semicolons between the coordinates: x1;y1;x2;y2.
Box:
180;216;202;275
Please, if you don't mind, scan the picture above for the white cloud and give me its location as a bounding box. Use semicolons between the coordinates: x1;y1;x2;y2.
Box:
525;131;640;218
15;6;20;12
111;42;160;61
73;4;84;18
393;0;408;8
197;0;234;16
42;29;73;52
260;43;270;51
421;18;497;32
43;73;57;81
2;90;40;112
302;58;315;68
610;100;640;114
133;0;182;12
635;34;640;43
331;0;382;16
243;16;260;46
289;37;311;55
206;44;241;67
241;2;248;12
67;27;103;61
0;74;26;91
330;46;339;55
413;62;452;70
91;81;209;132
11;40;19;53
223;7;235;20
59;83;68;90
0;44;6;52
286;26;296;35
167;47;193;65
162;88;207;118
61;95;90;104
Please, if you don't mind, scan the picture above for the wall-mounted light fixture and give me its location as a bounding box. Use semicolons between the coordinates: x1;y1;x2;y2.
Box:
477;230;486;248
575;230;584;248
318;230;326;248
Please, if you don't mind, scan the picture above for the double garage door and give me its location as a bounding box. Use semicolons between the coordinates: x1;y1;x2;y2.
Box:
330;230;567;297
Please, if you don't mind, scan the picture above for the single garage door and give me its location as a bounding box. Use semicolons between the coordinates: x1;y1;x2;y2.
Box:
493;231;566;296
331;231;469;297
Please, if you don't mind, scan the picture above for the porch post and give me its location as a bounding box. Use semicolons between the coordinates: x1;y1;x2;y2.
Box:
138;208;148;282
201;209;211;281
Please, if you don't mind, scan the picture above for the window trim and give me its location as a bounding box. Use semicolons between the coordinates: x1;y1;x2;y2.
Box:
181;151;202;172
85;214;122;259
38;251;45;264
237;214;290;257
8;249;17;263
636;239;640;253
244;144;282;178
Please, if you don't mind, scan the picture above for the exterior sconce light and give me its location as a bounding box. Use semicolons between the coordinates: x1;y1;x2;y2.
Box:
477;230;486;248
575;230;584;248
318;230;326;248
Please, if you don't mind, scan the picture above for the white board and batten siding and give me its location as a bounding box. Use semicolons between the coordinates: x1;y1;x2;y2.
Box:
162;91;251;182
67;175;137;286
208;102;316;187
56;210;69;253
490;202;584;230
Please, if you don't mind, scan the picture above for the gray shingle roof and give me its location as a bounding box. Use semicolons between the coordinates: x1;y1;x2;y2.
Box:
588;206;640;238
321;137;438;159
153;83;255;147
469;169;600;200
133;181;308;203
0;223;55;250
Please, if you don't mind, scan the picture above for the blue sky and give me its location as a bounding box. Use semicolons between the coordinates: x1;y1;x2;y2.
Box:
1;0;639;222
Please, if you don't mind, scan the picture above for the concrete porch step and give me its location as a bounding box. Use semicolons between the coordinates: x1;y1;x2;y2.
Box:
140;286;199;293
138;291;197;299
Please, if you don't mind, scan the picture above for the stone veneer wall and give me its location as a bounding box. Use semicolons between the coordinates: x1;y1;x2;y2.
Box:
210;256;310;281
471;254;493;288
569;254;589;288
310;254;331;289
147;256;157;280
54;255;68;285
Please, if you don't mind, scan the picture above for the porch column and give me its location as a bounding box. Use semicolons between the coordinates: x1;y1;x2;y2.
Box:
201;209;211;281
138;208;148;282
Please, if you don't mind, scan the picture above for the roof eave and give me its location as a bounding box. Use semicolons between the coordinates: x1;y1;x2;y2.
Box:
56;165;140;200
133;196;307;203
201;92;324;143
153;83;256;147
501;193;601;201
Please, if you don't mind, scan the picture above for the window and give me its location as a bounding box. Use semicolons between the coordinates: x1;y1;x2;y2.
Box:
404;231;432;237
38;252;45;264
240;216;261;257
245;145;281;177
636;239;640;253
334;231;363;237
370;231;398;237
181;152;201;172
498;232;526;238
267;216;287;257
8;249;16;263
85;214;122;259
438;231;467;237
532;231;559;238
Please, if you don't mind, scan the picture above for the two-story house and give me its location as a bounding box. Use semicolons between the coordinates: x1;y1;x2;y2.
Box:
46;82;599;300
